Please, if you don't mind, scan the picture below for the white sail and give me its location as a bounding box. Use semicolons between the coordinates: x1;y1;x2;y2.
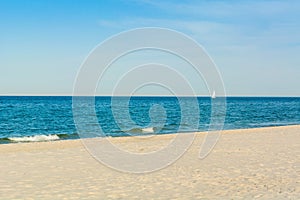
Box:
211;91;216;99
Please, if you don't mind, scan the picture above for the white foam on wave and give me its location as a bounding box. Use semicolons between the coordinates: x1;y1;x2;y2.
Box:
141;127;154;133
8;134;60;142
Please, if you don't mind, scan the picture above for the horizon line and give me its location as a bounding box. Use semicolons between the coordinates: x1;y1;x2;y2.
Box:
1;94;300;98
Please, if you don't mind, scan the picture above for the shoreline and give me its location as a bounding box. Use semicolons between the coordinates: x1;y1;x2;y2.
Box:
1;124;300;146
1;125;299;199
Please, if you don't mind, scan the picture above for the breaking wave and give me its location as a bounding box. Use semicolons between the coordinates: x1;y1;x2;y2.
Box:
141;127;154;133
8;134;60;142
127;127;155;134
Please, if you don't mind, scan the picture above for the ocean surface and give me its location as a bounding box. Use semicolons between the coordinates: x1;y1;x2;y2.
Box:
0;96;299;144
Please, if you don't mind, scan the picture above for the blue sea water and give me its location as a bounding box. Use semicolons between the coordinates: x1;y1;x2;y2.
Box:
0;96;299;144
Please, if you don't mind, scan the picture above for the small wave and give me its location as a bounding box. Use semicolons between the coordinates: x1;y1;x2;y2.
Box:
141;127;154;133
127;127;155;134
8;134;60;142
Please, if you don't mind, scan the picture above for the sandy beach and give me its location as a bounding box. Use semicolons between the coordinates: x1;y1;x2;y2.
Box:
0;125;299;199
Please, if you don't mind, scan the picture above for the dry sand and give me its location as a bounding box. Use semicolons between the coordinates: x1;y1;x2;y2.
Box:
0;125;299;199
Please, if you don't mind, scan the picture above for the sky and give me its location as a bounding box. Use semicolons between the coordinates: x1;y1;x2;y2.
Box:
0;0;299;96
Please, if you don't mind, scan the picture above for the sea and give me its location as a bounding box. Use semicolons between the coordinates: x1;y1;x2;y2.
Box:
0;96;299;144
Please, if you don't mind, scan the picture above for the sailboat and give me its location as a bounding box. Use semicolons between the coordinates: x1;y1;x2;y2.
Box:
211;90;216;99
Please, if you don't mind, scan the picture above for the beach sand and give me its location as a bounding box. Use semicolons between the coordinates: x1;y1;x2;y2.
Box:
0;125;299;199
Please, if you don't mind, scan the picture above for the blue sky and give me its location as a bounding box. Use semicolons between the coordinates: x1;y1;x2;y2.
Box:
0;0;299;96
